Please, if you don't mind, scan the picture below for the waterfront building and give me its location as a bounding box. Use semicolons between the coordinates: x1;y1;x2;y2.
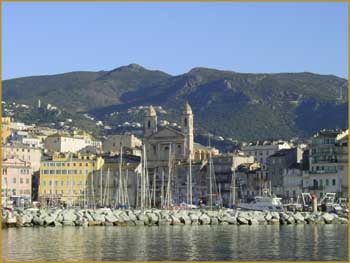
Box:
241;140;291;164
212;153;255;205
303;129;348;198
281;163;304;200
1;158;32;206
38;152;104;206
235;162;265;200
2;142;42;172
266;148;299;196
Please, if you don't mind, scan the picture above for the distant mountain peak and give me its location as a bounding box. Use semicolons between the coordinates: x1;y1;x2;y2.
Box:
111;63;146;73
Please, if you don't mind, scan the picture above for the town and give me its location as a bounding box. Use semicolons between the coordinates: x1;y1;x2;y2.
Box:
2;100;348;213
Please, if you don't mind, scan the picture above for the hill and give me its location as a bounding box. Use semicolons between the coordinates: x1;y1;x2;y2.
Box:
3;64;348;141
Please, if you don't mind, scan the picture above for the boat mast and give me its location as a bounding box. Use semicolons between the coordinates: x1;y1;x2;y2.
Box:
152;169;156;208
189;149;193;207
160;168;165;208
99;168;102;207
208;134;213;210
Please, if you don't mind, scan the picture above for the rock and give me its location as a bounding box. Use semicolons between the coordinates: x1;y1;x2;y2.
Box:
199;214;210;225
179;214;191;225
33;216;44;226
265;213;272;222
237;217;249;225
338;217;348;224
322;213;335;224
210;217;219;225
293;213;305;224
44;216;56;226
147;213;159;225
63;211;77;222
226;216;237;225
105;215;118;223
189;214;199;225
270;218;280;225
170;215;181;225
92;213;105;223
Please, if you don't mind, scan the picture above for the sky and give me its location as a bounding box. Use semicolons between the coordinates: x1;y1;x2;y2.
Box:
2;2;348;80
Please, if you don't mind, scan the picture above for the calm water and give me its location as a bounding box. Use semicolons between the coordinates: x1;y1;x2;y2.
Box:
2;225;348;261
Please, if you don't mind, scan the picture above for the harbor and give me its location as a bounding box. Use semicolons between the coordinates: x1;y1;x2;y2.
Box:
3;224;348;261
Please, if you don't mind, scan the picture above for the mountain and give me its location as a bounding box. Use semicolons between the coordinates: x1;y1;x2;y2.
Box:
3;64;171;112
3;64;348;141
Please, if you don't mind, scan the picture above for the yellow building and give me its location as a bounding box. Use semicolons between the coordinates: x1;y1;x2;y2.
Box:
38;152;104;206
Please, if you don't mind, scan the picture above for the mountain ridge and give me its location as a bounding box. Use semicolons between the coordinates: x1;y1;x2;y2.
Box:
3;64;348;141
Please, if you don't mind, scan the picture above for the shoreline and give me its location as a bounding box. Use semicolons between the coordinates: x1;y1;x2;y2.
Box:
3;208;348;228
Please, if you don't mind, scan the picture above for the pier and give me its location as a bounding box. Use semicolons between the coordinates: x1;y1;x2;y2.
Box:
3;208;348;228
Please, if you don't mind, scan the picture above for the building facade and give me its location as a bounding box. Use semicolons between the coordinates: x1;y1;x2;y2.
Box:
305;129;347;198
2;158;32;206
2;143;42;172
38;153;104;206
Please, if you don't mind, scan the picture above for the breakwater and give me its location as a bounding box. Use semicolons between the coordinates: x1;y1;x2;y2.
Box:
3;208;348;228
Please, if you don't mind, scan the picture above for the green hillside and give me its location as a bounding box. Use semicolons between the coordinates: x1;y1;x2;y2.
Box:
3;64;347;141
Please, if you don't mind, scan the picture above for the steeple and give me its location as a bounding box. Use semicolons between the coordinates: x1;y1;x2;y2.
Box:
144;105;157;137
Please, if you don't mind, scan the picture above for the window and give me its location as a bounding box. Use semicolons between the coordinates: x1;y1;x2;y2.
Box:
49;180;52;186
2;168;7;175
61;181;64;186
332;179;336;186
43;181;46;186
62;170;67;175
26;178;30;184
320;179;323;186
184;118;187;127
13;178;16;184
326;179;329;186
20;178;23;184
55;181;58;186
85;163;88;167
147;120;151;128
50;170;55;174
56;170;61;174
85;170;89;175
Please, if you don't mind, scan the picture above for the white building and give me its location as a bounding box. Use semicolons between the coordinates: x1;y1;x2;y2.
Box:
44;134;102;154
241;140;291;164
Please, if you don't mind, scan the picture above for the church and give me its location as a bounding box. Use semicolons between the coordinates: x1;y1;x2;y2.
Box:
143;102;218;168
142;102;219;205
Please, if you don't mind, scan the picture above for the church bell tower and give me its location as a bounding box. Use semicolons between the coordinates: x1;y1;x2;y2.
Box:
144;105;157;137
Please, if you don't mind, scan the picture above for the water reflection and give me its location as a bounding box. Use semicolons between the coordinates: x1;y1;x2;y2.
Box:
2;225;347;261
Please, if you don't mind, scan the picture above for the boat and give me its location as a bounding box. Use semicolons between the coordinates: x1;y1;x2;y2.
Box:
237;195;284;212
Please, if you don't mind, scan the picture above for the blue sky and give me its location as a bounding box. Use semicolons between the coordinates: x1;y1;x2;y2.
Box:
3;2;348;80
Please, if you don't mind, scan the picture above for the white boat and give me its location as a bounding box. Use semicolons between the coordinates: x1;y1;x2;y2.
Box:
238;195;284;212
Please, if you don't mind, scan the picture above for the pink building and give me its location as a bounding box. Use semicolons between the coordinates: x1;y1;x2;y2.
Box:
2;158;32;206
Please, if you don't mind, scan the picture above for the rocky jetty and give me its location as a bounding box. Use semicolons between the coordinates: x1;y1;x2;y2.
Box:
2;208;348;228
